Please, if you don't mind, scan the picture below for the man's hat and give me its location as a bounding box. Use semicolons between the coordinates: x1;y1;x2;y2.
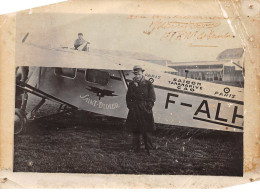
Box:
78;33;83;36
133;65;145;73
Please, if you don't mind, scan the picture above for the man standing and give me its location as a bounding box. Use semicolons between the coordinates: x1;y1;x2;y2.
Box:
126;65;156;153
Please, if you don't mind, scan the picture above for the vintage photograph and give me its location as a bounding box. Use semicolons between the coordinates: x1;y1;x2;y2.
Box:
13;12;244;176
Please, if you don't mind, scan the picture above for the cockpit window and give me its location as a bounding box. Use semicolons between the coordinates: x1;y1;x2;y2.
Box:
54;68;77;79
85;69;110;85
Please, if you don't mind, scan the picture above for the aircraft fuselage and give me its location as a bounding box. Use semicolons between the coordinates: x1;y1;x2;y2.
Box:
27;67;243;132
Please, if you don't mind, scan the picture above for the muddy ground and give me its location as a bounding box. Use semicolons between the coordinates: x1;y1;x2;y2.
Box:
13;95;243;176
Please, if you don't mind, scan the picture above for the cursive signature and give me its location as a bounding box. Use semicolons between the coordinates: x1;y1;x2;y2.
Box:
128;15;234;41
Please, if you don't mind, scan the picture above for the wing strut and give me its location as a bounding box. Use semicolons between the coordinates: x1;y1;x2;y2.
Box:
119;70;128;89
16;81;78;109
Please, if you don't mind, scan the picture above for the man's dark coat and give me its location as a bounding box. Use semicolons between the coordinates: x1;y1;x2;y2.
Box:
126;77;156;132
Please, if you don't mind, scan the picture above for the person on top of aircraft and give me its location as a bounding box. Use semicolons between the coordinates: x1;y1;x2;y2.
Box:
126;65;156;154
74;33;90;51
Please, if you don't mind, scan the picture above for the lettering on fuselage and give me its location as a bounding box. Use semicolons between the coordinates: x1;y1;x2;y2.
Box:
214;87;236;99
165;92;243;129
144;73;161;80
168;78;203;92
80;95;119;109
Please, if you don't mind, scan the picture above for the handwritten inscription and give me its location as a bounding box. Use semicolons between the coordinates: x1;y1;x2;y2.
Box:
128;15;233;41
144;19;232;41
147;20;221;31
80;95;119;109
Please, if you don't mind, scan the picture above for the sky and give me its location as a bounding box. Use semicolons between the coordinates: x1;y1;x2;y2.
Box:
16;11;243;63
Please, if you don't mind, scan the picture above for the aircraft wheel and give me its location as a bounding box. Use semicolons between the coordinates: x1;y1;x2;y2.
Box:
14;109;27;135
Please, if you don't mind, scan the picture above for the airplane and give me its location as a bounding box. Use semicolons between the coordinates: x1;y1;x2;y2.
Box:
14;33;244;134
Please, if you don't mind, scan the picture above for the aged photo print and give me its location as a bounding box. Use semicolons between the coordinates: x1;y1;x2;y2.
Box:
13;11;244;176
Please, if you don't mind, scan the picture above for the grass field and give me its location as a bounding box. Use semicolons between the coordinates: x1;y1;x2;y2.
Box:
13;107;243;176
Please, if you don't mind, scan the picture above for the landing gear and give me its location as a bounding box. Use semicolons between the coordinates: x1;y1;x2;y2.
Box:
14;80;78;135
14;96;46;135
14;108;27;135
14;92;28;135
26;98;46;120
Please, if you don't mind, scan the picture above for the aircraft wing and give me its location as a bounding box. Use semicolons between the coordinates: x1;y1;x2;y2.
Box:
224;61;243;70
16;42;177;73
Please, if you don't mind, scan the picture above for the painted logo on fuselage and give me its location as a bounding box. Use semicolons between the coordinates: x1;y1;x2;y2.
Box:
85;86;118;100
80;95;120;110
168;78;203;92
